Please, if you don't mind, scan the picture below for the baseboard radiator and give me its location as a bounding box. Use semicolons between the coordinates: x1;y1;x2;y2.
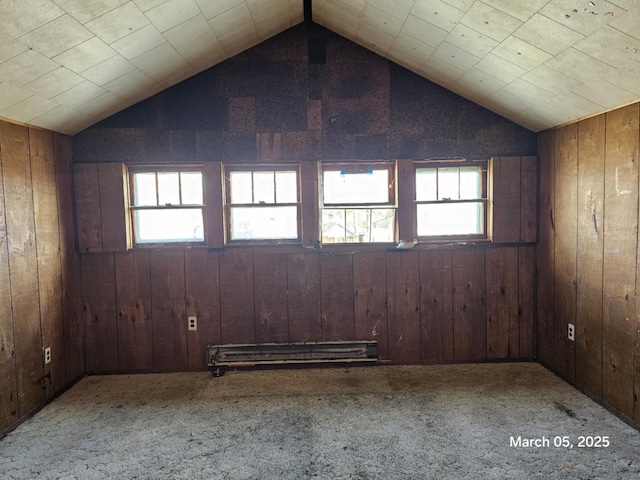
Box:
207;341;378;376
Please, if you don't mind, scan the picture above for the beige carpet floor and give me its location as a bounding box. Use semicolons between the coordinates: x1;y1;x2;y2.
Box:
1;363;639;479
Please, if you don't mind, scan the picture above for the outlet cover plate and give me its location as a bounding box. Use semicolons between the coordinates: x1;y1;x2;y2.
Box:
568;323;575;342
44;347;51;365
188;316;197;331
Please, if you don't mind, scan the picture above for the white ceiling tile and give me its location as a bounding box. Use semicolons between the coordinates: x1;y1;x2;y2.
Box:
103;68;158;98
432;41;480;71
0;50;59;86
411;0;465;33
361;3;404;37
513;14;585;56
445;23;499;58
51;0;130;24
574;25;640;68
367;0;415;22
176;32;227;70
23;66;85;99
53;37;116;73
544;91;603;118
251;0;293;40
545;47;615;83
195;0;245;19
570;78;637;108
483;0;549;22
288;0;304;23
17;14;94;58
148;58;194;85
0;94;59;122
0;0;65;37
460;1;522;42
475;53;526;83
502;78;555;105
524;101;575;128
216;22;260;58
75;91;126;115
492;36;552;70
388;33;435;70
146;0;201;32
522;64;582;94
418;56;464;86
0;33;29;63
29;104;82;133
53;81;108;109
355;20;395;54
163;14;212;49
610;9;640;38
486;88;533;113
85;2;150;44
131;42;181;72
601;60;640;96
440;0;473;12
0;82;33;110
208;2;253;36
133;0;168;12
111;24;165;59
607;0;636;9
401;14;447;48
540;0;625;36
455;67;507;97
81;55;137;85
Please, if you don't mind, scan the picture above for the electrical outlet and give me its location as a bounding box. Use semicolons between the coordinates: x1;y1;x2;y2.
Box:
568;323;575;342
188;316;197;331
44;347;51;365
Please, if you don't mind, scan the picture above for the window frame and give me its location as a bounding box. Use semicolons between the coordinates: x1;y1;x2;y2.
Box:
128;164;206;247
223;163;302;245
413;159;488;242
320;161;397;245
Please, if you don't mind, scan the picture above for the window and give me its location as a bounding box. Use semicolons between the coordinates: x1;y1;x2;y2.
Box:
129;167;205;245
414;161;487;239
224;165;300;243
321;162;396;244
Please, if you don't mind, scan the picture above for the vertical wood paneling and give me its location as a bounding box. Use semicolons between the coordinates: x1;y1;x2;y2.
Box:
253;251;288;344
518;246;535;359
520;156;537;243
537;129;555;367
82;253;118;372
576;115;605;397
98;163;129;252
354;252;388;360
554;124;578;381
0;123;44;417
0;132;17;432
452;249;486;361
492;157;521;243
320;254;354;341
115;250;153;372
185;249;220;370
219;249;255;344
287;253;321;342
419;249;454;362
54;134;83;381
150;249;187;372
30;129;66;397
602;105;638;417
386;251;420;364
73;163;102;252
485;247;518;359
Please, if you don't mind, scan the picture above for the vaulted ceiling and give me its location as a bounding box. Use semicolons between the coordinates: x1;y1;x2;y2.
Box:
1;0;639;135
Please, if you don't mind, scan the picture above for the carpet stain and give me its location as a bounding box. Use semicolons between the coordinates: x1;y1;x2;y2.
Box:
554;401;576;418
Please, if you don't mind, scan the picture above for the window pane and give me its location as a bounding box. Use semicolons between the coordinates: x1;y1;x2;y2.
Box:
180;172;203;204
135;208;204;243
322;208;395;243
417;202;484;236
415;168;437;201
253;171;275;204
157;172;180;205
438;168;459;200
229;171;252;203
323;169;390;204
229;206;298;240
460;167;481;200
275;171;297;203
133;173;157;206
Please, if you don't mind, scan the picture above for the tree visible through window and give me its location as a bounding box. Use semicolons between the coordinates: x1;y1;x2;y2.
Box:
321;163;396;244
414;161;487;239
130;167;204;244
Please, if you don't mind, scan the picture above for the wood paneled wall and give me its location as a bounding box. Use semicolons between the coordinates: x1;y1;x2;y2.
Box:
537;102;640;424
0;121;82;436
80;245;535;373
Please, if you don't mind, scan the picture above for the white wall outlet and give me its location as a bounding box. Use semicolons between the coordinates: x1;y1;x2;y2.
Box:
44;347;51;365
568;323;575;342
188;316;197;331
